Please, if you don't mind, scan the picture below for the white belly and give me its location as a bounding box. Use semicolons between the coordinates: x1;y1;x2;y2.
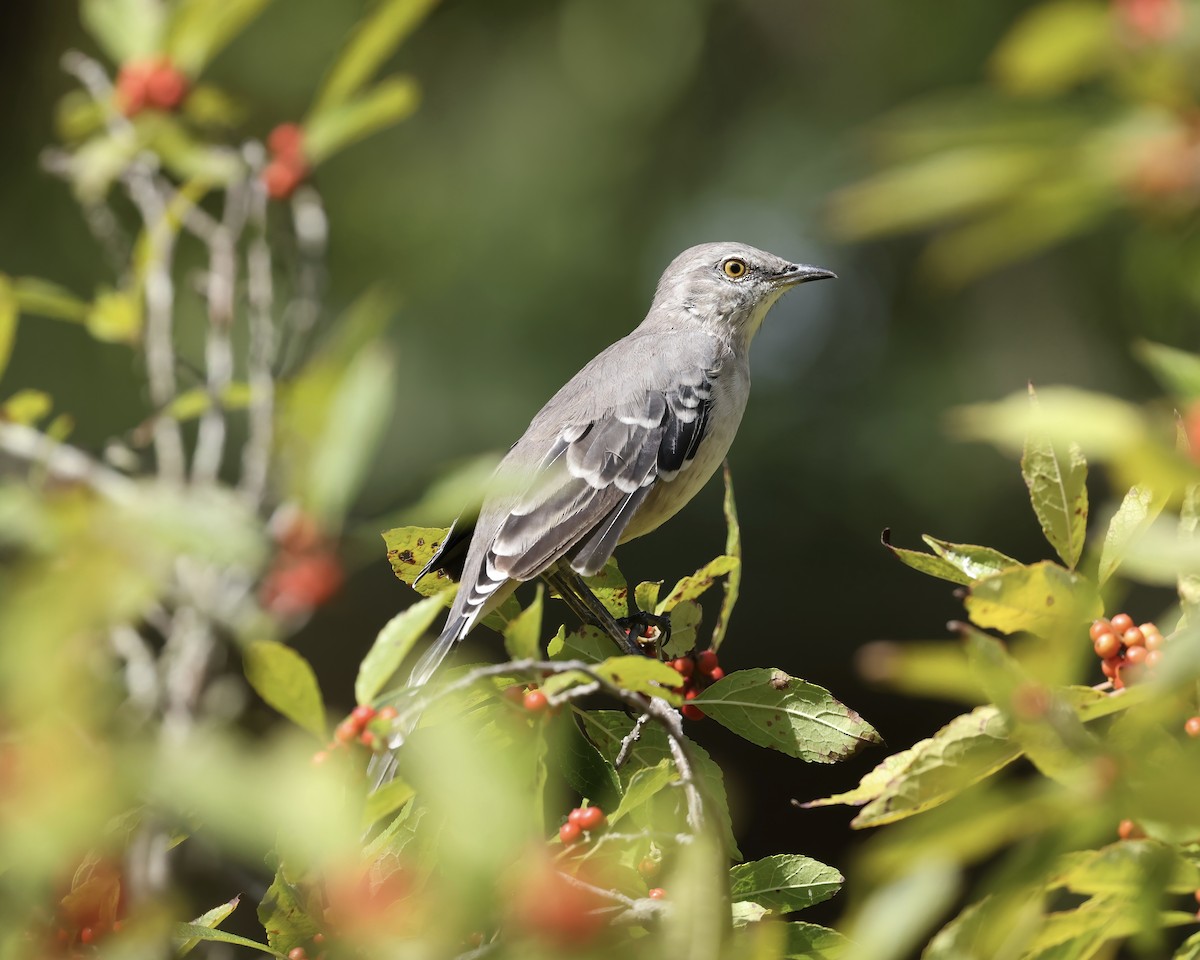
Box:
619;363;749;543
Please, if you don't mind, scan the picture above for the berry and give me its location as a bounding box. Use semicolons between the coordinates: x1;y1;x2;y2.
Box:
696;650;719;675
358;730;376;748
313;933;325;944
80;927;95;945
681;704;705;721
670;657;694;679
638;856;660;880
1186;717;1200;738
707;666;725;683
334;721;358;744
145;62;188;110
268;123;305;160
1110;613;1134;635
351;705;376;727
647;888;666;900
1118;819;1145;840
1144;649;1163;669
1090;619;1112;641
1101;657;1121;679
559;821;582;845
574;806;605;831
523;689;549;713
1122;627;1145;648
1144;630;1165;651
1125;645;1148;666
288;949;308;960
116;62;153;115
1093;632;1121;659
262;159;306;201
377;706;398;721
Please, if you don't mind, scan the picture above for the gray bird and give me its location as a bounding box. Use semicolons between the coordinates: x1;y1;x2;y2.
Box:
408;241;835;685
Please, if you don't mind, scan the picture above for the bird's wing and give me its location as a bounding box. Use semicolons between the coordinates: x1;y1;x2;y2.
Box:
451;371;715;627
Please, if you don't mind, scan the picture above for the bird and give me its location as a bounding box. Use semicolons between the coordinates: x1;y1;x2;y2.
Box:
407;241;835;686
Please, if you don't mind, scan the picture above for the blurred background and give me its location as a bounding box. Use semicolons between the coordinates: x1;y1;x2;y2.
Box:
3;0;1197;925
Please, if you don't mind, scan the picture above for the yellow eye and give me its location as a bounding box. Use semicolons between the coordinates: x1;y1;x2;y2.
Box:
722;258;748;279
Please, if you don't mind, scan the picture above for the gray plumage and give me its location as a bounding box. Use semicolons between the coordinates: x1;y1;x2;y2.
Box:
408;241;835;685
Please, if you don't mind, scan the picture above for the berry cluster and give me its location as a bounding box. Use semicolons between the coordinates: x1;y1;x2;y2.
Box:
312;704;397;764
44;859;126;956
260;506;344;619
262;123;310;201
115;58;189;116
669;649;725;721
559;804;606;846
1090;614;1165;690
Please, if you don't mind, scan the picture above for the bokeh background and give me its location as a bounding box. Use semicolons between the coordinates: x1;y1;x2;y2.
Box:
3;0;1194;924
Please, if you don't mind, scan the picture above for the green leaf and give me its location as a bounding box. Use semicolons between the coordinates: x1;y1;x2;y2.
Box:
173;923;281;957
989;0;1110;96
782;921;853;959
305;76;420;165
557;716;621;811
243;640;326;738
729;855;843;913
1135;340;1200;402
1177;930;1200;959
1098;484;1166;585
855;639;985;704
81;0;165;62
1022;386;1089;569
609;758;675;825
805;705;1020;827
660;600;702;659
503;585;544;661
166;0;275;74
12;277;89;322
548;624;617;663
712;462;742;650
965;561;1101;640
590;655;685;704
656;555;739;613
308;347;395;526
177;897;240;956
693;668;880;763
581;556;629;617
882;530;1021;586
356;593;445;703
1051;841;1200;896
257;867;319;955
882;530;971;585
1027;899;1196;956
842;861;961;960
363;777;415;827
0;277;17;383
635;580;662;615
312;0;440;114
383;526;454;594
1;389;52;426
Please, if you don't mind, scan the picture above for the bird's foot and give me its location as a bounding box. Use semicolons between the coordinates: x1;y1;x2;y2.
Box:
615;611;671;653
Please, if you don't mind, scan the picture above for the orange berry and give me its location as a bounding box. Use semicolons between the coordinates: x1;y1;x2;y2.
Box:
145;62;188;110
707;666;726;683
670;657;694;679
312;933;325;945
1090;620;1113;641
696;650;719;675
638;856;660;879
647;888;666;900
1094;632;1121;659
1144;649;1163;669
523;689;549;713
1101;656;1121;679
1144;630;1164;651
350;705;376;727
268;122;305;159
378;706;398;721
358;730;376;748
559;821;582;845
1186;717;1200;737
262;159;305;200
1122;627;1145;648
80;928;96;945
681;704;705;721
1125;645;1148;666
288;949;308;960
574;806;605;831
334;721;357;744
1118;819;1144;840
1111;613;1134;634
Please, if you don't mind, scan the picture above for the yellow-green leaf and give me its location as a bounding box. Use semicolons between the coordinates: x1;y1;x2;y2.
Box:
0;277;17;383
305;76;420;166
1;389;52;425
356;593;445;704
990;0;1111;96
1022;387;1088;569
243;640;326;738
504;586;544;661
1099;484;1166;585
965;560;1101;640
86;287;142;343
178;897;240;956
590;655;685;704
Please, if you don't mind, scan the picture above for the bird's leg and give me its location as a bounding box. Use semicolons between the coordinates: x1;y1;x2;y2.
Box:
541;565;643;657
615;592;671;654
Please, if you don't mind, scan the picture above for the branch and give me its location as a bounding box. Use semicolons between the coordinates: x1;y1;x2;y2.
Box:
0;422;136;501
240;143;276;506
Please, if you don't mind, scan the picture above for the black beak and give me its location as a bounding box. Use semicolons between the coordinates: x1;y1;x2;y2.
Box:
776;263;837;286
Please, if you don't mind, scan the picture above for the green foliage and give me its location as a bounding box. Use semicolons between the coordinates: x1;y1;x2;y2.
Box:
243;640;327;738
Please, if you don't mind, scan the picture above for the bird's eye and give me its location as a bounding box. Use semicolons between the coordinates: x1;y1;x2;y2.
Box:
722;258;748;279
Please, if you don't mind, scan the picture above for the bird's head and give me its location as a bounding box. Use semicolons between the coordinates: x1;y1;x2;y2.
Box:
651;241;835;345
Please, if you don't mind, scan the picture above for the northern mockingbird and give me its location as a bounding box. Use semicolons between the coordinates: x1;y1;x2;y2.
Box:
408;241;835;685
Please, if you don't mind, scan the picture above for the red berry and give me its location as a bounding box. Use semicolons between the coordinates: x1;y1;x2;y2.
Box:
696;650;719;675
523;689;549;713
681;704;705;721
559;821;582;845
312;933;325;944
1144;649;1163;669
1101;656;1121;679
334;721;357;744
1110;613;1134;634
80;927;96;945
377;706;398;721
288;949;308;960
268;122;305;159
574;806;605;831
638;856;660;879
1125;645;1148;666
1118;818;1144;840
1144;630;1165;651
1093;632;1120;660
1089;619;1112;641
1122;627;1145;648
670;657;694;679
350;705;376;727
358;730;376;748
1186;717;1200;737
707;666;725;683
115;61;153;115
262;159;305;201
145;62;188;110
647;888;666;900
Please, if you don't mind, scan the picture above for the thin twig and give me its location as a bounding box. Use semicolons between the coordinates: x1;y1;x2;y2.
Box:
615;712;651;768
241;145;276;506
0;422;136;501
